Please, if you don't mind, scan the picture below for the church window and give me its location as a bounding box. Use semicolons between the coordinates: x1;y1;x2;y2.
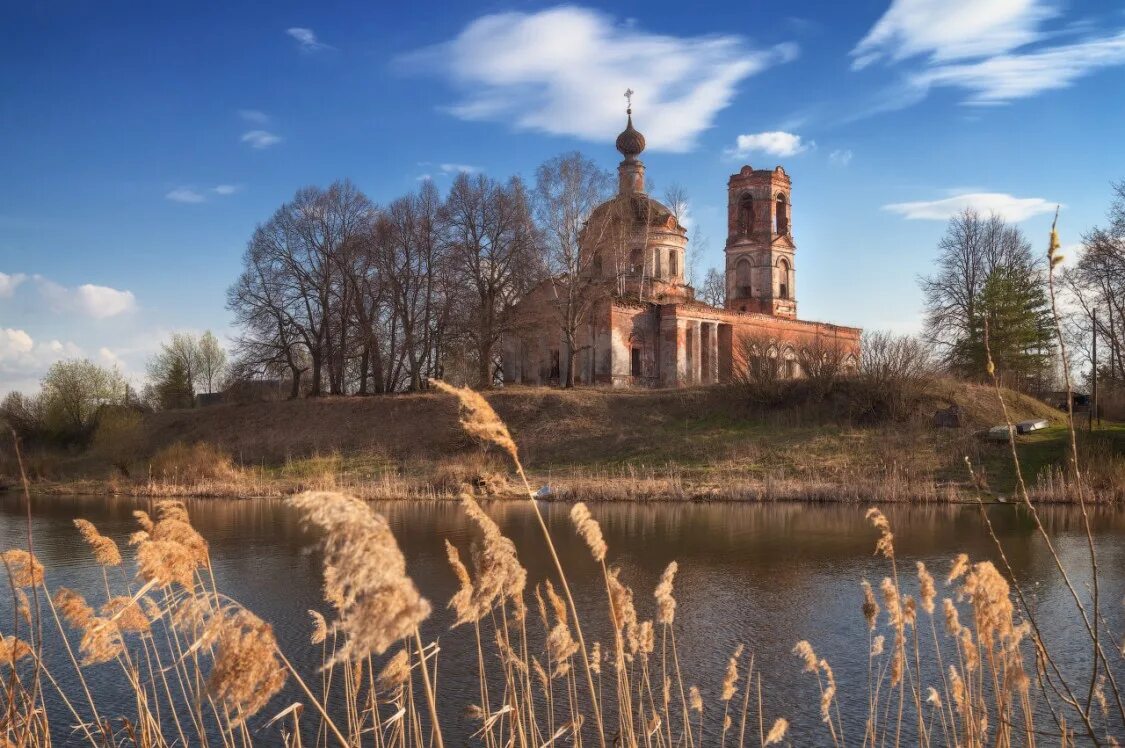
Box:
776;193;789;235
629;247;643;274
778;258;790;300
738;193;754;235
631;347;642;377
669;250;678;277
735;258;752;298
591;252;603;276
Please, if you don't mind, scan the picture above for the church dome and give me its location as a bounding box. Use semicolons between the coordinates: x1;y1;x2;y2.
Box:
588;193;684;232
615;111;646;160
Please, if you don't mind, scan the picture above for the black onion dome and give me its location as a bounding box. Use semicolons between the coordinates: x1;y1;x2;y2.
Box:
615;111;646;160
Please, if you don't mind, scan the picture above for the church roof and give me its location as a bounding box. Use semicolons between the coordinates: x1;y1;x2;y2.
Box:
587;192;685;232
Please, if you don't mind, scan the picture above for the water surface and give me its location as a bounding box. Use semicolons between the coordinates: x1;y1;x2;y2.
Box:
2;494;1122;744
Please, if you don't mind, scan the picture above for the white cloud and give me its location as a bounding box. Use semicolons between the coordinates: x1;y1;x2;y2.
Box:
0;328;34;359
241;130;282;149
726;131;811;159
238;109;271;125
402;6;799;152
912;31;1125;104
75;285;137;318
0;272;27;298
851;0;1125;107
440;163;481;175
851;0;1054;69
166;184;241;203
36;277;137;319
829;148;854;166
0;328;85;391
287;27;330;53
166;187;206;204
883;192;1058;222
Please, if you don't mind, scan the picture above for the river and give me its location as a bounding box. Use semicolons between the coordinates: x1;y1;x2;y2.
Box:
1;494;1122;744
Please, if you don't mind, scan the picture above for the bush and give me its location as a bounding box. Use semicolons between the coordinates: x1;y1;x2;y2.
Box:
91;407;145;476
854;331;935;422
148;442;237;483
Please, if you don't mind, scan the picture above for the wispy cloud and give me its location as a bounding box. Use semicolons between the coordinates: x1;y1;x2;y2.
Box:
241;130;282;149
166;184;242;203
287;27;331;53
36;277;137;319
726;131;811;159
0;272;27;298
912;31;1125;104
165;187;207;204
883;191;1058;222
440;163;481;175
851;0;1054;69
402;6;799;152
238;109;272;125
852;0;1125;107
829;148;854;166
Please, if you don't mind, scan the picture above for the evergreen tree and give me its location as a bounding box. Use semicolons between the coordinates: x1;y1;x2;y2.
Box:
155;355;195;410
952;266;1054;389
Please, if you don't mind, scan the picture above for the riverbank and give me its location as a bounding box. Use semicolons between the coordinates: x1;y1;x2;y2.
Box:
5;380;1123;502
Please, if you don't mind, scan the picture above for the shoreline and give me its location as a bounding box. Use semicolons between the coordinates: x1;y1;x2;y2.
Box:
4;472;1108;505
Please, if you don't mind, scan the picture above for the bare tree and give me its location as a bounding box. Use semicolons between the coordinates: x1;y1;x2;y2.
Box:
446;172;540;388
1061;181;1125;386
380;180;450;391
197;331;228;394
533;152;614;388
699;267;726;308
919;208;1039;367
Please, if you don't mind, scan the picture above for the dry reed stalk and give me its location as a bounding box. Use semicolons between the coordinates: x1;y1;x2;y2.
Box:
73;519;122;567
205;609;287;720
432;379;607;748
289;491;431;664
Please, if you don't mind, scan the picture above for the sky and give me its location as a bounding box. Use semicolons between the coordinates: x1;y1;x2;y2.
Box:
2;0;1124;393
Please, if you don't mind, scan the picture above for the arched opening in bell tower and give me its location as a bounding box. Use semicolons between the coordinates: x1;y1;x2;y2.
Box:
775;193;789;235
738;193;754;235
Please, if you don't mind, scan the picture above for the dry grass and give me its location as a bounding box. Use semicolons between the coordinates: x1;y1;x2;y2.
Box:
9;378;1115;504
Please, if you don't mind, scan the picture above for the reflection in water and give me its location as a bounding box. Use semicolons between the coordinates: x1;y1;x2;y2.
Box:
1;494;1122;743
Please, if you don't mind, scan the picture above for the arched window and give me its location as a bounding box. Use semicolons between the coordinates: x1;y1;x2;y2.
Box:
668;250;678;277
591;252;603;277
629;247;643;274
777;258;790;300
735;257;752;298
776;193;789;235
738;193;754;235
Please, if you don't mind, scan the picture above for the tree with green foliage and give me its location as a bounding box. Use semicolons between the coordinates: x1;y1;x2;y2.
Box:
952;265;1055;388
153;355;195;410
40;359;126;440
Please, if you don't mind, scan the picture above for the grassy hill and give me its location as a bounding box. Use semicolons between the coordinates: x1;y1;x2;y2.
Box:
10;378;1123;502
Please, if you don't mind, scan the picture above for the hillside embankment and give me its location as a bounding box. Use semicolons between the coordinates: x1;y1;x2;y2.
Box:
6;379;1123;502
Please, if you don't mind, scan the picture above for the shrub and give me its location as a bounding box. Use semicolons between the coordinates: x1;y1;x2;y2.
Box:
148;441;237;483
91;407;145;476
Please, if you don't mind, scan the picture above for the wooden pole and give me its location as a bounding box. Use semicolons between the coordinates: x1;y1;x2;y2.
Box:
1091;308;1099;430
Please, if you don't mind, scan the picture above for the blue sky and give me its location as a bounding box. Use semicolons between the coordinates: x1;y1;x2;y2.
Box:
2;0;1124;392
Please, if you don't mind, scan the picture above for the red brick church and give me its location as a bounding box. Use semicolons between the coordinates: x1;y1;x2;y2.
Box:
503;105;860;388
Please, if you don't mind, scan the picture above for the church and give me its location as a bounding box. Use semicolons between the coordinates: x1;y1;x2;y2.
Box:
502;104;861;388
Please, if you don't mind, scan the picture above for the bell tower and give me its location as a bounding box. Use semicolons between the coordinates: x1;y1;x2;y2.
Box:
724;165;796;318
